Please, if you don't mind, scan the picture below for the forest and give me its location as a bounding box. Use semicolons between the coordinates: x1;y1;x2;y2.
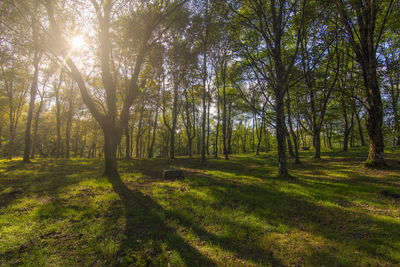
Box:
1;0;400;266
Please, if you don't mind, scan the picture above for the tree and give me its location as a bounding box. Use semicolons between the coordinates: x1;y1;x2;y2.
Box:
230;0;308;175
43;0;186;177
335;0;396;167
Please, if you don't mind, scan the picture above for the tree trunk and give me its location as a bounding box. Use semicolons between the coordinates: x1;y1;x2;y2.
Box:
65;97;73;158
170;83;178;159
314;128;321;158
343;102;349;151
275;91;288;175
286;126;295;158
136;104;144;158
256;112;264;155
364;74;385;166
31;91;44;159
206;85;211;155
104;130;119;177
148;86;160;158
125;125;131;159
335;0;389;167
201;0;209;163
222;68;228;160
356;110;366;146
286;93;300;163
55;74;62;158
215;84;220;158
23;51;40;162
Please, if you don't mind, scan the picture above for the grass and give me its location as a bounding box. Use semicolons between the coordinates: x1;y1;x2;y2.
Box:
0;147;399;266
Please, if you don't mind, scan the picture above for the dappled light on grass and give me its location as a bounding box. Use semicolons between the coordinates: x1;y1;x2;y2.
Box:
1;147;400;265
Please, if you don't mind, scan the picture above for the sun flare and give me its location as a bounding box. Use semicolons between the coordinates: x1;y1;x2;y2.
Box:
71;35;85;50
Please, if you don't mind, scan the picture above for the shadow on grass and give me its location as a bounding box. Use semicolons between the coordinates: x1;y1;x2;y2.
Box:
108;175;218;266
0;159;100;209
184;174;400;265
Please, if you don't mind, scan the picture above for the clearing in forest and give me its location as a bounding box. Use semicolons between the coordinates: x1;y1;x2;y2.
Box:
0;147;400;266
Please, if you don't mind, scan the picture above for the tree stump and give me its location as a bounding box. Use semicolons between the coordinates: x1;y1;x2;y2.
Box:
163;169;184;180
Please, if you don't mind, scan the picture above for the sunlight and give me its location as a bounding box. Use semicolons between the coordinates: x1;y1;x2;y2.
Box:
71;35;85;50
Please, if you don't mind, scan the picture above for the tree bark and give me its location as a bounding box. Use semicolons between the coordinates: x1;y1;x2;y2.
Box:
31;91;44;159
65;97;73;158
215;78;220;158
201;0;209;163
335;0;392;167
55;72;63;158
104;129;119;177
275;90;288;175
125;125;131;159
136;103;144;158
286;93;300;163
356;109;366;146
23;50;40;162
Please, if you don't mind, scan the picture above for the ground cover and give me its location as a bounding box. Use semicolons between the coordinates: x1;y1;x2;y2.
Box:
1;147;399;266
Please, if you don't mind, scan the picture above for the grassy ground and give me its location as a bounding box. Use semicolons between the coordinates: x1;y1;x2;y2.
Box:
0;147;400;266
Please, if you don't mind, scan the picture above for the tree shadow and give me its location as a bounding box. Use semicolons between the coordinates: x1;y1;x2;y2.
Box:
184;174;400;265
0;159;95;210
108;175;218;266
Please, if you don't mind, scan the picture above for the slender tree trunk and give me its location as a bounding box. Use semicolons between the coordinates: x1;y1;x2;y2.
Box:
80;130;86;157
350;111;355;148
227;102;233;154
201;0;209;163
215;83;220;158
125;125;131;159
136;104;144;158
55;74;62;158
275;91;288;175
148;86;160;158
65;99;73;158
31;92;44;159
206;84;211;155
148;109;158;158
23;51;40;162
286;126;295;158
252;115;255;153
286;93;300;163
343;102;349;151
394;108;400;146
256;112;264;155
222;64;228;160
314;127;321;158
170;83;178;159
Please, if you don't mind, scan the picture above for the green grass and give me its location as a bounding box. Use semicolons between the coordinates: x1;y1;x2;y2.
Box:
1;147;400;266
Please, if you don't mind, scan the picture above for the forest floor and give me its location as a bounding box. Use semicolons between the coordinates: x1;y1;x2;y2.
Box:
1;147;400;266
